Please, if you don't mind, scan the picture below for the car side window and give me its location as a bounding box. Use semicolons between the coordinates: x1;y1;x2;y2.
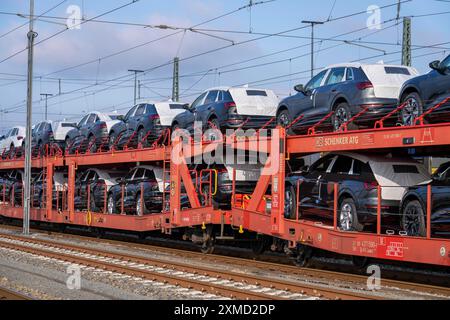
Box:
78;115;89;127
352;160;374;177
135;105;146;116
204;91;219;104
191;92;207;110
134;168;145;180
330;156;353;174
346;68;355;81
305;70;328;91
126;169;136;181
310;155;335;173
125;106;137;121
325;68;346;86
144;169;156;180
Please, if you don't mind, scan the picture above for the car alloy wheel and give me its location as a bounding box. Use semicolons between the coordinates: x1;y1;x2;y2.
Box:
339;203;354;231
284;186;296;220
136;196;146;216
334;106;350;131
402;200;426;237
277;111;291;128
89;136;97;153
402;97;421;126
107;195;115;214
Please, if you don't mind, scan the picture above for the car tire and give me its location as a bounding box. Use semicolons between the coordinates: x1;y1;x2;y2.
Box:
332;102;358;132
401;200;426;237
109;131;116;149
107;194;116;214
277;109;294;135
401;92;424;126
339;198;363;232
137;128;149;148
90;193;97;213
206;118;221;141
65;137;71;154
88;135;97;153
284;185;297;220
136;194;148;216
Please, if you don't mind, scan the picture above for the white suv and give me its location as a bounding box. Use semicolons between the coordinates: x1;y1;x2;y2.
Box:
0;126;26;156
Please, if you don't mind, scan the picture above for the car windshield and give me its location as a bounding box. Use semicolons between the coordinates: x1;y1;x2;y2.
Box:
441;55;450;68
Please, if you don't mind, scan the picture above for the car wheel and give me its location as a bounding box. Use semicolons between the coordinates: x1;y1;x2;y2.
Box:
206;118;221;141
9;144;15;159
137;128;149;148
284;185;297;220
401;200;426;237
90;194;97;212
332;103;358;132
88;135;97;153
38;191;44;209
277;109;295;134
201;186;210;206
109;132;116;149
339;198;363;232
107;194;116;214
65;138;71;154
401;92;424;126
136;194;148;216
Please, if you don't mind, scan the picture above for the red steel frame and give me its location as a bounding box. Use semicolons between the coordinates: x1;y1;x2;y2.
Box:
0;117;449;267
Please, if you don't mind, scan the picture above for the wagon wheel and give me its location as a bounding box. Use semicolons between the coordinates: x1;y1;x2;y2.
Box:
200;225;215;254
294;244;313;268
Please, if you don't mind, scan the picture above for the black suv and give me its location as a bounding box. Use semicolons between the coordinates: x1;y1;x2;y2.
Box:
277;64;417;134
106;166;165;215
399;55;450;125
285;153;429;232
110;104;163;149
400;161;450;238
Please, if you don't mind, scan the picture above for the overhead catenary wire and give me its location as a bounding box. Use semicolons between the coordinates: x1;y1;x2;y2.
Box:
0;0;446;122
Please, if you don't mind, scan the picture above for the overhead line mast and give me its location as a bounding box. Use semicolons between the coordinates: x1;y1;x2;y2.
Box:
23;0;37;236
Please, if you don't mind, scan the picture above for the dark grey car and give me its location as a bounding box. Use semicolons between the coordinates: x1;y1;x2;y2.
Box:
65;112;122;154
399;55;450;125
110;102;190;150
185;87;278;132
277;64;418;134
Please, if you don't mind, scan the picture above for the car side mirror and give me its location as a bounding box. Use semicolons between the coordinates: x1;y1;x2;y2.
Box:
117;115;125;121
294;84;305;93
301;165;310;172
429;60;445;74
116;177;124;184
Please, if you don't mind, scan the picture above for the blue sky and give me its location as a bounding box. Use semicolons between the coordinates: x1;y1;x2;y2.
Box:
0;0;449;133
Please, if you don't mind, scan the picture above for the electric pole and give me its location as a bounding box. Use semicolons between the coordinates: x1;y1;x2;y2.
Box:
128;69;144;105
302;20;324;79
402;17;412;66
172;57;179;102
24;0;37;236
41;93;52;120
138;80;141;100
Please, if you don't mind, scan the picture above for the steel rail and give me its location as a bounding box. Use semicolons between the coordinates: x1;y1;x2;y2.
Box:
0;234;377;300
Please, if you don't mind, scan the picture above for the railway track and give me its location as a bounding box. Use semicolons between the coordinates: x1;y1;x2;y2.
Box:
0;287;31;300
0;233;379;300
43;230;450;297
0;224;449;298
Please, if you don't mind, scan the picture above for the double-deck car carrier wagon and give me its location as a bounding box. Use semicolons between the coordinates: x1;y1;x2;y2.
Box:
0;100;449;268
